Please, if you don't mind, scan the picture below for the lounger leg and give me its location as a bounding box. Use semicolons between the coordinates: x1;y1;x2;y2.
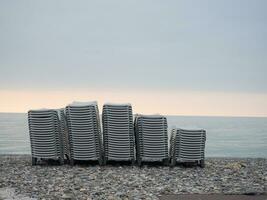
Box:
70;158;74;166
103;157;107;166
131;159;135;166
137;158;142;167
59;158;64;165
170;158;176;167
32;157;37;166
200;160;205;168
65;154;69;161
98;157;103;166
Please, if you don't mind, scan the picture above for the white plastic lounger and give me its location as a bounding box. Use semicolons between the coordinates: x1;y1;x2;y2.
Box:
170;128;206;167
134;114;168;166
65;101;102;165
28;109;64;165
102;103;135;164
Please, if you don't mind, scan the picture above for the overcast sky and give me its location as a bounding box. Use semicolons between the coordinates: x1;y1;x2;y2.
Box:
0;0;266;115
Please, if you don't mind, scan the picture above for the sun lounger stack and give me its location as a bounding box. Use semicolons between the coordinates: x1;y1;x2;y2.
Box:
102;103;135;164
170;128;206;167
65;101;102;165
134;115;168;166
59;108;70;160
28;109;64;165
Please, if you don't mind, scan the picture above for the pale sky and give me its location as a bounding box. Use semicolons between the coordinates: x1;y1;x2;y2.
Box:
0;0;267;116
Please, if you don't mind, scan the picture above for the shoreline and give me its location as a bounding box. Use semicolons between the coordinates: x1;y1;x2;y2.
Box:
0;155;266;200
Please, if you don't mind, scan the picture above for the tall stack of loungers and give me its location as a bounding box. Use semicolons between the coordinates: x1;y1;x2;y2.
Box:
28;109;64;165
169;128;206;167
102;103;135;164
65;102;102;165
134;115;168;166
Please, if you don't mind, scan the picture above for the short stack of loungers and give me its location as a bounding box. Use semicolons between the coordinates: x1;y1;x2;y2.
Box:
59;108;70;160
102;103;135;164
134;115;169;166
169;128;206;167
65;102;102;165
28;109;64;165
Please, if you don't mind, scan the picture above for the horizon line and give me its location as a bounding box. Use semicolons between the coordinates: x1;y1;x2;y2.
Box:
1;111;266;118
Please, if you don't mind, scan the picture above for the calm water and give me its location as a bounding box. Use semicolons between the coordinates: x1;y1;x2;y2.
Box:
0;113;266;157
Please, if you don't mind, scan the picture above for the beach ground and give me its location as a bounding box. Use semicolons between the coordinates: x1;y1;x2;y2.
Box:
159;194;267;200
0;155;266;200
1;191;266;200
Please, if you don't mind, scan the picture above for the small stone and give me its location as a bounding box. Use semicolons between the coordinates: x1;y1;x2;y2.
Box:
108;195;115;200
62;193;73;199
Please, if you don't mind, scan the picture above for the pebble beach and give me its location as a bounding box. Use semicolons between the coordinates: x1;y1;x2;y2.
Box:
0;155;266;200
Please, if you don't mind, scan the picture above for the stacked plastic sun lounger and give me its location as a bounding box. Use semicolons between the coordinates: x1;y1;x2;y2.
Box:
169;128;206;167
28;109;64;165
65;102;102;165
102;103;135;164
134;115;169;166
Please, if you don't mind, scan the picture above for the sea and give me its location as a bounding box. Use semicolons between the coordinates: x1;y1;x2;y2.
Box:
0;113;266;158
